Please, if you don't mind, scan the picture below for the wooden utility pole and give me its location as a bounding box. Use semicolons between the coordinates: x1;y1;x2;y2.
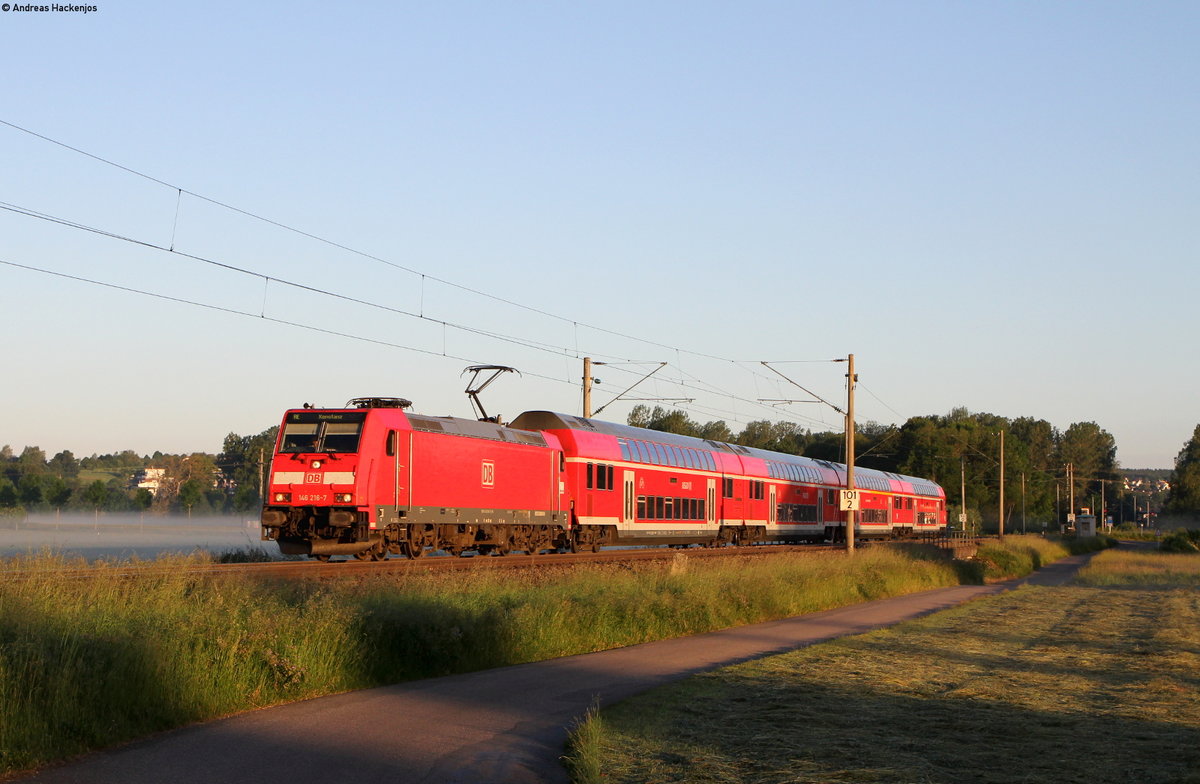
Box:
1069;462;1076;523
961;456;967;533
1100;479;1107;531
583;357;593;418
998;430;1005;537
845;353;856;555
1021;472;1026;534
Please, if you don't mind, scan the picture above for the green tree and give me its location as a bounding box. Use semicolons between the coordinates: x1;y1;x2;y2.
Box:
216;426;278;510
82;480;108;510
103;478;133;512
697;420;733;442
1164;425;1200;520
134;488;154;511
45;476;72;509
736;420;777;450
1057;421;1118;515
177;479;204;515
153;453;218;513
48;450;80;478
0;478;18;508
231;484;261;513
17;474;46;509
627;406;701;437
17;446;47;476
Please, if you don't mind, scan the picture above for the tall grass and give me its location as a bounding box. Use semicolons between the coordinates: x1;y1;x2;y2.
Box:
0;536;1079;776
562;701;606;784
0;547;961;774
0;553;363;771
968;534;1072;581
1076;549;1200;586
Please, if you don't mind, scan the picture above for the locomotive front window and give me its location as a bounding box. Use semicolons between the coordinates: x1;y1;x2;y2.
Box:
279;419;364;453
322;422;363;453
280;423;319;452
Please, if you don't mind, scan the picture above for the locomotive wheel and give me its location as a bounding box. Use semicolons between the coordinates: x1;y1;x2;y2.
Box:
406;526;433;559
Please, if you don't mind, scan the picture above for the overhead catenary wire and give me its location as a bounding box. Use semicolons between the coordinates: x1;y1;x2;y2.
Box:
0;118;892;430
0;256;567;387
0;118;873;400
2;246;843;434
0;195;853;429
0;118;737;363
0;199;603;361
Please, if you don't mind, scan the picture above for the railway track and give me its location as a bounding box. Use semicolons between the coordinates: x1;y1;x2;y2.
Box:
0;537;984;581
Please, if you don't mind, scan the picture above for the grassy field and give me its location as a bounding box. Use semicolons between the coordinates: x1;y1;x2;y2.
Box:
569;546;1200;784
0;545;970;775
1076;547;1200;586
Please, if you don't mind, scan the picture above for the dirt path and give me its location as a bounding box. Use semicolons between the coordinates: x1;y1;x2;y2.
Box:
17;553;1096;784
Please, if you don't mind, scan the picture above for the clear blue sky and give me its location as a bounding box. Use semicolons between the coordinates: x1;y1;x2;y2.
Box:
1;1;1196;469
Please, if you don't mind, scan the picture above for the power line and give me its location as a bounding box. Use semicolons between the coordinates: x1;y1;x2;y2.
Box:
0;256;568;386
0;118;737;363
1;194;847;429
0;199;619;362
0;118;873;430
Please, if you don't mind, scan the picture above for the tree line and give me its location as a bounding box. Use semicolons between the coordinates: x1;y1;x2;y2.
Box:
0;427;277;518
628;405;1200;529
4;409;1198;526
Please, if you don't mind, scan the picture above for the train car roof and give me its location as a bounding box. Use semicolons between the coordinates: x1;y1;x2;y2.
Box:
510;410;944;498
404;413;550;447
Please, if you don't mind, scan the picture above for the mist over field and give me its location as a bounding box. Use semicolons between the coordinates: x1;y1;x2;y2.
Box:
0;514;273;562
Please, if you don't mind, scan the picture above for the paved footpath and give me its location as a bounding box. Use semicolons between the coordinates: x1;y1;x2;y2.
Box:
17;552;1095;784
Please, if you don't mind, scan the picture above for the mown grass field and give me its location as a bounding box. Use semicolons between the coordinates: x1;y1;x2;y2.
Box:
569;546;1200;784
0;545;970;775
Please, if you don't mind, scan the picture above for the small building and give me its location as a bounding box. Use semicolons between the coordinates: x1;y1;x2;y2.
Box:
132;468;166;496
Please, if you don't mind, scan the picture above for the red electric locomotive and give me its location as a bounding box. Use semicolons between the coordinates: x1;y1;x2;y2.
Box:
259;399;947;560
259;398;569;560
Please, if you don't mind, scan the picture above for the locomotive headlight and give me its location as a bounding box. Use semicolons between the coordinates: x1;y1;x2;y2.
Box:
274;492;292;503
335;493;354;504
311;460;323;469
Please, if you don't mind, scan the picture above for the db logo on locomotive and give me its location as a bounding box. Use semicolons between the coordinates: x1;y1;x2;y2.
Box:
481;460;495;488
